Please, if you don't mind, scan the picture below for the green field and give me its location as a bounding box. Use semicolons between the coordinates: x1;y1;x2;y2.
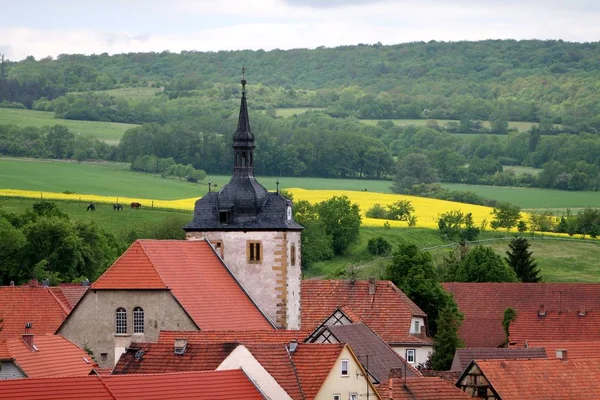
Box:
359;118;538;132
0;108;138;144
441;183;600;211
274;107;325;117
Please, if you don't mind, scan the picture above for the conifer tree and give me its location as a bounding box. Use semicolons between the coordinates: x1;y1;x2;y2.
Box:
505;237;541;282
431;303;464;370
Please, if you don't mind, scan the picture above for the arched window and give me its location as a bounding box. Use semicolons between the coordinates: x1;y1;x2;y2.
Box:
115;307;127;334
133;307;144;334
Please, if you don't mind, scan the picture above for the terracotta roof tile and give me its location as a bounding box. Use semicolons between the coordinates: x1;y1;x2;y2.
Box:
302;280;427;344
378;376;472;400
442;282;600;347
526;340;600;359
0;286;70;340
0;369;265;399
292;343;346;399
473;357;600;400
450;347;547;371
113;342;238;375
510;311;600;346
0;340;10;359
92;240;273;330
55;284;89;308
158;329;310;344
0;334;96;378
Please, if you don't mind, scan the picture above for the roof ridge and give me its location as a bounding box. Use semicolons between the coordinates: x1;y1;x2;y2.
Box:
45;287;71;315
137;240;169;289
96;375;119;400
286;344;306;400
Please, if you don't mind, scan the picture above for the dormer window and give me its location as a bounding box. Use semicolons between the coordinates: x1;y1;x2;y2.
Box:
287;206;292;221
414;320;420;334
219;210;231;224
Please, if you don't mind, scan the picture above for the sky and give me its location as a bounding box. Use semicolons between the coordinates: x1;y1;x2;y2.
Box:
1;0;599;61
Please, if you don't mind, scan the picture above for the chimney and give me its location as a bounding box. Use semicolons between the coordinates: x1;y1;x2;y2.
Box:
289;339;298;353
82;279;90;287
538;304;546;317
556;349;568;361
41;279;50;287
174;339;187;355
579;305;586;316
419;326;426;339
368;277;376;295
22;334;35;350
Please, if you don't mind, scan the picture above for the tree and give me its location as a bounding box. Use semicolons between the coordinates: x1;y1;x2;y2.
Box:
391;153;438;193
491;202;522;233
367;236;392;256
505;237;541;282
386;200;414;222
431;303;464;370
386;243;452;334
502;307;517;346
293;200;334;266
0;217;27;284
316;196;361;255
452;245;518;283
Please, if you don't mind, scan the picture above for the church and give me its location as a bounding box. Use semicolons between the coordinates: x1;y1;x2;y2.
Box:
58;75;304;368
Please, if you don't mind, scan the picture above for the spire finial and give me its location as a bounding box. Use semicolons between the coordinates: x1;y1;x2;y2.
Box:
276;178;280;193
241;66;247;93
208;179;212;193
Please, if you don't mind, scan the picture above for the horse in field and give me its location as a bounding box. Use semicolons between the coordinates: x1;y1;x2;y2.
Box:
113;203;124;211
130;202;142;210
87;203;96;211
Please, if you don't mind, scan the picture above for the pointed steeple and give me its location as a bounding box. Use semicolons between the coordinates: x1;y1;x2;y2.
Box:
233;67;254;147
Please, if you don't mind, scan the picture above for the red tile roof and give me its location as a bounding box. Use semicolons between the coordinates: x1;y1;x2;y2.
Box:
0;334;96;377
0;369;265;399
378;376;472;400
55;284;89;308
442;282;600;347
471;357;600;400
158;329;310;344
291;343;346;399
509;311;600;346
450;347;547;371
92;240;273;330
113;342;238;375
526;340;600;359
0;286;71;340
302;280;427;344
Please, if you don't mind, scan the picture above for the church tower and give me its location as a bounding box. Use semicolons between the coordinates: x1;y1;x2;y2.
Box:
184;72;303;330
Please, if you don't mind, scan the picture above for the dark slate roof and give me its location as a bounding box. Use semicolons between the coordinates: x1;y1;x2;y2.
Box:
309;322;420;383
450;347;547;371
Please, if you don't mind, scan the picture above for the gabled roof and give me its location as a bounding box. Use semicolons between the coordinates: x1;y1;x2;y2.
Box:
289;343;347;400
0;369;266;399
0;286;73;340
0;334;96;378
302;280;428;344
526;340;600;359
308;322;420;382
158;329;310;344
113;342;238;375
53;284;89;308
91;240;273;330
461;357;600;400
509;310;600;346
450;347;547;371
442;282;600;347
378;376;472;400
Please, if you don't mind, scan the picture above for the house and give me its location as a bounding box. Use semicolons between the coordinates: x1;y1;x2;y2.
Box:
113;340;380;400
525;340;600;359
58;239;274;368
456;356;600;399
0;369;266;399
378;374;471;400
302;279;432;364
184;76;303;330
0;282;87;340
450;347;547;372
0;334;96;379
442;282;600;347
306;322;420;383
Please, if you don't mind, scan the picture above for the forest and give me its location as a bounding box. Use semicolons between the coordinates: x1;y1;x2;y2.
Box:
2;40;600;191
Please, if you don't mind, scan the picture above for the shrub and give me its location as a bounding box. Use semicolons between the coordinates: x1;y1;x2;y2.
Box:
367;236;392;256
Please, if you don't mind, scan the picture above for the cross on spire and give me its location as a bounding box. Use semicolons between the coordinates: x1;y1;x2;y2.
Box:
241;66;246;92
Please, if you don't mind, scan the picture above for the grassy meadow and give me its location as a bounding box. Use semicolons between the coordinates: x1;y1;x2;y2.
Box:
274;107;326;117
0;108;138;144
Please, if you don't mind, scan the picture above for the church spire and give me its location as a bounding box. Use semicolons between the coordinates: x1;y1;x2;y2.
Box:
232;67;255;172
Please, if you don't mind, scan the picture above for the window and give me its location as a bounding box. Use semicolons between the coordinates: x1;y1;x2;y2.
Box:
115;307;127;334
333;395;341;400
247;241;262;263
100;353;108;362
290;244;296;266
414;320;420;334
133;307;144;334
213;240;224;258
349;394;358;400
341;359;349;376
406;349;416;364
219;211;230;224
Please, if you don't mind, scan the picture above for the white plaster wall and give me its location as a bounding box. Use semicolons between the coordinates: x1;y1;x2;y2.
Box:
314;346;378;400
217;345;292;400
392;345;433;367
187;231;301;330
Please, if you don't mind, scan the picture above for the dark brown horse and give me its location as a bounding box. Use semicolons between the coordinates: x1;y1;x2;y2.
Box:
87;203;96;211
113;203;124;211
130;202;142;210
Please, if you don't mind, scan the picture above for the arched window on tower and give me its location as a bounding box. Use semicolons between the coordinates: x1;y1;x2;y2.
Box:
115;307;127;334
133;307;144;334
242;152;247;167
